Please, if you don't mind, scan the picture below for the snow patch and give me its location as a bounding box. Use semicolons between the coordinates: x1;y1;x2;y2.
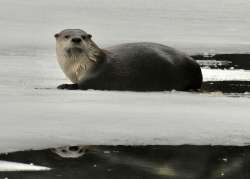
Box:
202;69;250;81
0;161;51;171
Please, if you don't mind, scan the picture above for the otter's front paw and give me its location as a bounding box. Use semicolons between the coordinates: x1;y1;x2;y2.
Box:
57;84;79;90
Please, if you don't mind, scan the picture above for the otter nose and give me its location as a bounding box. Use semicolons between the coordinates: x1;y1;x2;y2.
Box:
72;38;82;43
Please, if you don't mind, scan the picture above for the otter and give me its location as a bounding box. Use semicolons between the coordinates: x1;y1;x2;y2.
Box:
55;29;202;91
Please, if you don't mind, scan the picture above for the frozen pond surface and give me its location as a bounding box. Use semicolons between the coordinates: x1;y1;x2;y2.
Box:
0;0;250;153
1;48;250;153
1;0;250;53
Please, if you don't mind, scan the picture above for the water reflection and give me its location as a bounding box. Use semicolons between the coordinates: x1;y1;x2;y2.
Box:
0;146;249;179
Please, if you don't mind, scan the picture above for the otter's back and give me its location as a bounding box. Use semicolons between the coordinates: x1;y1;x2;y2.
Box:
85;42;200;91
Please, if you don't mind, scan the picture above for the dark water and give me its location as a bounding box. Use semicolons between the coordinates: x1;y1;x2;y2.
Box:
202;81;250;94
192;54;250;70
1;146;250;179
195;54;250;96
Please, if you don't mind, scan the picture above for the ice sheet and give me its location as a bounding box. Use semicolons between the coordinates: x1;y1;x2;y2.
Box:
0;0;250;153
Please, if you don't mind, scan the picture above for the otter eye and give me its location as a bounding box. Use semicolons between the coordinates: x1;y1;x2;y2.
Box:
81;35;86;40
64;35;70;39
87;34;92;39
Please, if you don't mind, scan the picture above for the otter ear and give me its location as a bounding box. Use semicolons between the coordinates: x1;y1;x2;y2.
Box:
87;34;92;39
54;33;60;38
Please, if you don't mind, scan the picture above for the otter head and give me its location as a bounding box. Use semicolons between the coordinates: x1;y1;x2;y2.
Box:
54;29;105;83
54;29;94;57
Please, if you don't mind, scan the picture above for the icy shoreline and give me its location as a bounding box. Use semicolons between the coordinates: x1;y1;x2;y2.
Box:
0;89;250;153
1;0;250;154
